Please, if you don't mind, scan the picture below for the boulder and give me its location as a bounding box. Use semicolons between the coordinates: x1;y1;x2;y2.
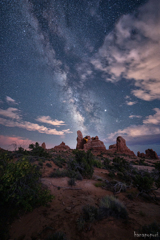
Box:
41;142;46;149
53;142;70;151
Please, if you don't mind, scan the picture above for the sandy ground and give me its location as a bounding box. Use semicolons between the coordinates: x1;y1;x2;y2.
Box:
9;166;160;240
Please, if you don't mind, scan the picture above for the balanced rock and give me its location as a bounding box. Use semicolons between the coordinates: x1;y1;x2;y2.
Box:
53;142;70;151
41;142;46;149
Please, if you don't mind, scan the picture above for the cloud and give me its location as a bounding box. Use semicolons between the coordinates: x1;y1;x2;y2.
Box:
126;101;137;106
129;115;142;119
0;117;72;136
6;96;18;104
0;108;21;120
36;116;66;126
0;135;33;150
107;108;160;144
143;108;160;125
91;0;160;101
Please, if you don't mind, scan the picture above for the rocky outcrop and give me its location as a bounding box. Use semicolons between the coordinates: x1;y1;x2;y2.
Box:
53;142;70;151
137;149;159;159
76;130;84;150
137;151;146;158
41;142;46;149
108;136;135;156
116;136;135;156
76;131;106;151
145;149;159;159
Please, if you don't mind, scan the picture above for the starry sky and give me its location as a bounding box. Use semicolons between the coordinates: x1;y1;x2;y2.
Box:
0;0;160;154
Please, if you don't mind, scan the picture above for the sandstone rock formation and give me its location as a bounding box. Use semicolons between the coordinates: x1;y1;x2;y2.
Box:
108;136;135;156
41;142;46;149
53;142;70;151
76;131;106;151
137;151;146;158
137;149;159;159
76;130;84;150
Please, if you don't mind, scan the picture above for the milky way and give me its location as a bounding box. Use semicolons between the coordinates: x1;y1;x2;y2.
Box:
0;0;160;154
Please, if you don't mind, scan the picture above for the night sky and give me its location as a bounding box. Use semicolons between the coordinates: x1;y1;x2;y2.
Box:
0;0;160;154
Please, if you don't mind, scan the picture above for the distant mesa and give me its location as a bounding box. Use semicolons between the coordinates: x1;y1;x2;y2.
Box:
41;142;46;149
137;149;159;159
76;131;106;152
53;141;70;152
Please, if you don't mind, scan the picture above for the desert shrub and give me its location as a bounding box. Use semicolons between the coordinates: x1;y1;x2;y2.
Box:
93;159;102;168
52;155;66;168
68;178;76;187
68;150;94;178
94;182;106;188
108;171;115;178
38;162;43;167
45;231;67;240
103;158;111;169
29;142;51;158
113;181;127;193
0;156;53;212
46;163;52;168
49;169;68;178
76;216;85;231
82;205;99;223
76;171;83;180
139;159;148;166
113;157;130;172
99;195;128;219
139;222;160;240
133;171;154;194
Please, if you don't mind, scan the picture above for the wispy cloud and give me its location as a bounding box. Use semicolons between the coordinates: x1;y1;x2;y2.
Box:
0;108;21;120
129;115;142;119
6;96;18;105
108;108;160;143
36;116;66;126
126;101;137;106
143;108;160;125
0;117;72;135
91;0;160;101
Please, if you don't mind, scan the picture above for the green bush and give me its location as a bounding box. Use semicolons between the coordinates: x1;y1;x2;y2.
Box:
46;163;52;168
82;205;99;223
69;150;94;178
0;155;53;212
68;178;76;187
29;142;51;158
133;171;154;194
93;159;102;168
103;158;111;169
99;195;128;219
52;155;66;168
49;169;68;178
94;182;106;188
